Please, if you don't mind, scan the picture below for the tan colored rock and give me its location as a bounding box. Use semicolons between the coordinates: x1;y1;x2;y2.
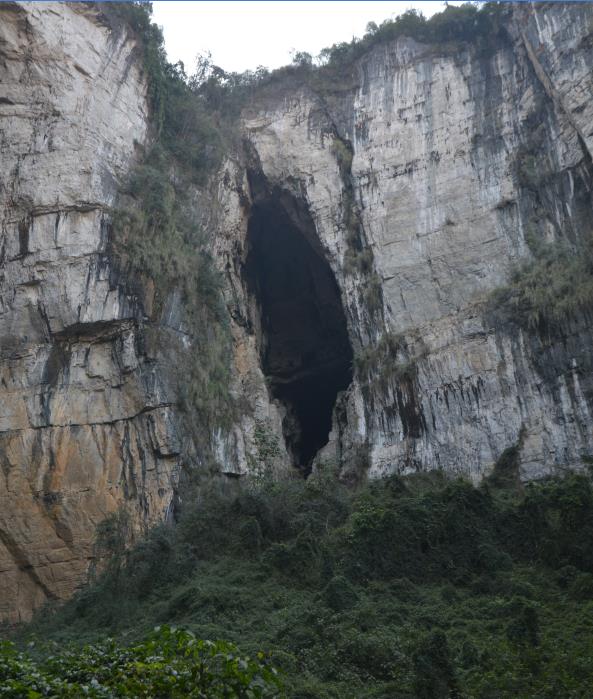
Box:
0;3;179;623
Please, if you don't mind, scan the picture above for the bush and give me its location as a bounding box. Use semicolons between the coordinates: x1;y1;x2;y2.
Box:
412;631;458;699
14;471;593;697
485;435;523;491
513;474;593;571
322;575;358;612
330;137;353;178
0;626;282;698
505;598;540;647
568;572;593;601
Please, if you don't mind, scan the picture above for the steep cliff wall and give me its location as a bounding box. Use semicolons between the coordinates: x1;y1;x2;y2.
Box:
1;2;593;623
215;2;593;483
0;3;181;622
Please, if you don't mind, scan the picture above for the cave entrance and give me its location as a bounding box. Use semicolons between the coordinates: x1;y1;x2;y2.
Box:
244;194;353;473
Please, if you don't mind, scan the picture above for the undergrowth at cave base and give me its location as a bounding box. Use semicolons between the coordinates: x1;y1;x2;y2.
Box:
0;627;281;698
9;468;593;698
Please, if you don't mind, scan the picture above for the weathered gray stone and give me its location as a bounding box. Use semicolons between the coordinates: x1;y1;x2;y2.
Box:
215;2;593;484
0;2;179;623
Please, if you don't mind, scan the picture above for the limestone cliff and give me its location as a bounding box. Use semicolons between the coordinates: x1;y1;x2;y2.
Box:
0;3;179;622
220;1;593;484
1;1;593;623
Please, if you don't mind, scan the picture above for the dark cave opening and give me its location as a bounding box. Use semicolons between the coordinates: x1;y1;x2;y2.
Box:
244;194;353;472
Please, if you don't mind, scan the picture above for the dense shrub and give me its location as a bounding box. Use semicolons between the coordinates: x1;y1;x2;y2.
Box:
0;626;282;698
513;473;593;570
12;471;593;697
412;631;458;699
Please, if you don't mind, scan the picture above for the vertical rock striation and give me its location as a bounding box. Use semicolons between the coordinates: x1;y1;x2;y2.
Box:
0;3;179;622
216;2;593;483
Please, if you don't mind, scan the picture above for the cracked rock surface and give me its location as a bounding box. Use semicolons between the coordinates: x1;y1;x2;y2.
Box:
0;3;179;623
215;2;593;484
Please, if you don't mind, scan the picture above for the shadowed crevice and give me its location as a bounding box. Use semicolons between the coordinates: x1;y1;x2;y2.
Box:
244;193;353;473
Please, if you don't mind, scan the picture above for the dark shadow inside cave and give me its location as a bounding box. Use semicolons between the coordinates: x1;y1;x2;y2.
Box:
244;194;353;473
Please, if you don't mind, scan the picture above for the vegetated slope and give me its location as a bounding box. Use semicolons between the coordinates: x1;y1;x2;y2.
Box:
10;467;593;699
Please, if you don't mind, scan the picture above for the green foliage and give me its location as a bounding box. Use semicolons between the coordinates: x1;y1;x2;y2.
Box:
112;146;233;433
13;471;593;697
238;2;511;113
101;4;227;178
344;246;374;275
489;234;593;332
94;509;131;561
485;430;525;492
505;598;540;648
330;137;353;179
329;135;371;284
253;422;281;459
103;5;238;436
244;2;509;98
98;3;167;126
316;2;509;70
362;273;383;316
327;133;385;325
515;119;550;191
517;152;541;190
513;473;593;571
354;332;403;374
0;626;282;697
322;575;358;612
412;631;458;699
291;51;313;67
568;572;593;601
88;509;132;588
489;444;521;488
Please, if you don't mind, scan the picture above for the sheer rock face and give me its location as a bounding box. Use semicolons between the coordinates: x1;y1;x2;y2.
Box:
217;2;593;484
1;2;593;622
0;3;180;622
